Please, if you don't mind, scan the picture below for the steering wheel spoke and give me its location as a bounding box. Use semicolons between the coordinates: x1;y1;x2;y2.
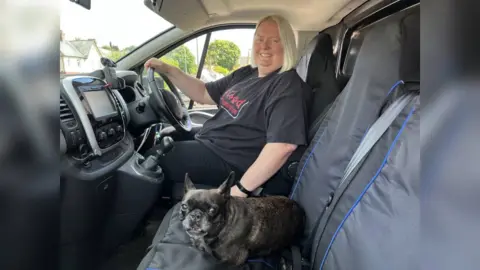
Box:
146;68;192;132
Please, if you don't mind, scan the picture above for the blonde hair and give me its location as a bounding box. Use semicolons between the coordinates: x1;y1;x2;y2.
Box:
250;15;298;73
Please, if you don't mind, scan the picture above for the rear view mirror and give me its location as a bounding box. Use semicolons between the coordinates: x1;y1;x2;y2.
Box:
70;0;91;10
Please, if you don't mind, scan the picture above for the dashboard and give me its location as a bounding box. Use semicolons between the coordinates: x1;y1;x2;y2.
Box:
60;68;211;180
60;70;143;180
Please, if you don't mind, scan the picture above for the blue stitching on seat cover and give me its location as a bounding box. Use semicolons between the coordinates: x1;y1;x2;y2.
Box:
289;81;404;199
318;105;416;269
289;127;328;199
387;80;404;96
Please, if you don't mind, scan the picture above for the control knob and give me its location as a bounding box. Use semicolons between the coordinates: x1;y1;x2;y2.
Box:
98;131;107;141
136;101;146;113
115;125;122;133
107;128;115;136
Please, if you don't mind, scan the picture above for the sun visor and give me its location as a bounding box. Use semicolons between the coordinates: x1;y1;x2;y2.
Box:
144;0;209;31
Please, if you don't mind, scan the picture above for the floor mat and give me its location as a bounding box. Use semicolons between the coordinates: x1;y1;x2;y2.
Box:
100;200;173;270
101;220;161;270
100;220;161;270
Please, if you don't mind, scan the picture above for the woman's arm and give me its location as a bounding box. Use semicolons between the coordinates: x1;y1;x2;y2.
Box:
230;142;297;197
230;72;309;197
145;58;216;105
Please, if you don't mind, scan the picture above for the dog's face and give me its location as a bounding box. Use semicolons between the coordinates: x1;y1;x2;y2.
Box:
179;172;235;238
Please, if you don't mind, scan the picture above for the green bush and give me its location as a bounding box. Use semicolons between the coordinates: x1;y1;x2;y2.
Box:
213;65;229;76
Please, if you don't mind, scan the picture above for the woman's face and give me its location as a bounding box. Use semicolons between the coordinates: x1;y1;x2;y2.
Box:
253;20;284;76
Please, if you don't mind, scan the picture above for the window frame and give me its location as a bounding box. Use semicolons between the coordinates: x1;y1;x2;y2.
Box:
336;0;420;81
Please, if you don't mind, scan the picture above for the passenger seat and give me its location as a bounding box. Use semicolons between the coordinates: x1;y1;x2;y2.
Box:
291;8;420;270
296;32;341;140
275;32;341;186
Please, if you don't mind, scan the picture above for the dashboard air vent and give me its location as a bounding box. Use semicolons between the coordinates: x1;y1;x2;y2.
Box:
60;96;76;124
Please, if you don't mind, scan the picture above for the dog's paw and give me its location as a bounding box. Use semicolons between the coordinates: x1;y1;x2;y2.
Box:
199;244;212;254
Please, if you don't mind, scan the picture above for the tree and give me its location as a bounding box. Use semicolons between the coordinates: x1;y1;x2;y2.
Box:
102;44;136;62
160;56;179;69
108;50;128;61
157;56;180;88
163;45;198;75
124;45;137;53
205;40;241;71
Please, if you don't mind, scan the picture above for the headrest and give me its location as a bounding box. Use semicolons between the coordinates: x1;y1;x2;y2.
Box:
340;7;420;97
400;12;420;83
296;33;336;89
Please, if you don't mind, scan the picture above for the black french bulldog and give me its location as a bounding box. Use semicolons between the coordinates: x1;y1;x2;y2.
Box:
179;171;305;266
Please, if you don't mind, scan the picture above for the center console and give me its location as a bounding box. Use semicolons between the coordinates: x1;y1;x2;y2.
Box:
60;73;165;270
61;76;130;164
74;78;125;147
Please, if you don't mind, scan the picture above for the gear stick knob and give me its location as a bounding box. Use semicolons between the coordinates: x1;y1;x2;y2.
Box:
139;136;174;172
155;136;174;157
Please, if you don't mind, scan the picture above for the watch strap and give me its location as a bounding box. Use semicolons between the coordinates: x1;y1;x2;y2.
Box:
235;181;253;196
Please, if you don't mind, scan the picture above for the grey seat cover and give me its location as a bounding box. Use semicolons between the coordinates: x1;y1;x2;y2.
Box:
291;12;403;240
316;12;419;270
290;7;420;270
295;33;341;138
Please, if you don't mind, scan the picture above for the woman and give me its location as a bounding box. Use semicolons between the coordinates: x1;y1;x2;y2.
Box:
145;15;312;197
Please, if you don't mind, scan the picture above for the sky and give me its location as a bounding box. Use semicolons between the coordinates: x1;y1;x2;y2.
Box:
60;0;254;57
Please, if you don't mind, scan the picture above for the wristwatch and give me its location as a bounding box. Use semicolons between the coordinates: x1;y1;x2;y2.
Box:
235;181;253;197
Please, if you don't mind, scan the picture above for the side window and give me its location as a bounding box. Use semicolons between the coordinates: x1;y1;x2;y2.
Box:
342;29;367;77
193;28;255;109
144;28;255;110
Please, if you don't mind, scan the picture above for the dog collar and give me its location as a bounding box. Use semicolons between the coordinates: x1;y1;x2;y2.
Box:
235;181;253;197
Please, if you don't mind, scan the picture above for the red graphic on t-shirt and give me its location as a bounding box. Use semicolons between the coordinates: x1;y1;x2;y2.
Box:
220;89;248;118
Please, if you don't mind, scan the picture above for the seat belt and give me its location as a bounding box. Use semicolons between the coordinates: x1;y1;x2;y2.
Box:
340;93;415;188
308;93;416;268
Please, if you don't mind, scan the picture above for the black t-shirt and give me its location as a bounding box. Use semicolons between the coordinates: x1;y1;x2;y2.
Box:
195;65;312;172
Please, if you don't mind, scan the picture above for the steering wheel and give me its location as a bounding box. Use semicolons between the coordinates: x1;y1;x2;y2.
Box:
146;67;192;132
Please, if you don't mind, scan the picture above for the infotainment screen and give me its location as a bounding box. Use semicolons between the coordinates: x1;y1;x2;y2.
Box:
83;90;117;120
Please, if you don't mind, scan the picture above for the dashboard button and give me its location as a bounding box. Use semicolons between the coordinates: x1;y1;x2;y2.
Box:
98;131;107;141
137;102;146;113
107;128;115;136
70;132;76;146
76;129;83;142
66;121;76;128
115;125;122;133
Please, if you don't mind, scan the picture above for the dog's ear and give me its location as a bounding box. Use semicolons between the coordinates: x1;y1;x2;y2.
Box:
217;171;235;196
184;173;196;194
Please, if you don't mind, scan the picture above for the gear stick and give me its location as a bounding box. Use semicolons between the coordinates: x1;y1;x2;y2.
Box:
139;136;174;171
156;136;174;156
